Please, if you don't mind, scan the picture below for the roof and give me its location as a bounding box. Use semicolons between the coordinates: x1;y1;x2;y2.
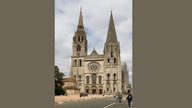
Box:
64;86;79;90
90;48;99;56
63;78;76;82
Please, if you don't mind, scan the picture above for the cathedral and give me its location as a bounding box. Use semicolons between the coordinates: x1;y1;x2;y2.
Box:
70;8;129;94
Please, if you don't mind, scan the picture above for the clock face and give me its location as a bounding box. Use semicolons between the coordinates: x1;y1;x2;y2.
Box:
87;62;100;72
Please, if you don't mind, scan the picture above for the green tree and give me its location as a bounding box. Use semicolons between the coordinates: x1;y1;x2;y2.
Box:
55;66;65;95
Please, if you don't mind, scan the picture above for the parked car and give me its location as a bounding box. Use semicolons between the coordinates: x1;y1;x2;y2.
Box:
80;92;88;97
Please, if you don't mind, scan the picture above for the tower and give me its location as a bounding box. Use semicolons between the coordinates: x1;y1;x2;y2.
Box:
70;7;87;92
122;63;129;93
72;7;87;57
103;11;122;93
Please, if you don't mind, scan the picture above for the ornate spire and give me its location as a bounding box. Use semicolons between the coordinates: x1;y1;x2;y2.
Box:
77;6;84;30
106;11;118;43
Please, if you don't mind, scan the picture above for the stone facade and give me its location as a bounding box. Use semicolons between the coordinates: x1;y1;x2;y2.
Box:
63;78;79;95
122;63;129;93
69;8;129;94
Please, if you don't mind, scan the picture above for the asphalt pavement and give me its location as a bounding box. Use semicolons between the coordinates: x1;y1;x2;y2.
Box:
55;96;132;108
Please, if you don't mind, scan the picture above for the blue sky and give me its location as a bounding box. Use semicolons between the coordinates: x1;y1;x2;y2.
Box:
55;0;132;84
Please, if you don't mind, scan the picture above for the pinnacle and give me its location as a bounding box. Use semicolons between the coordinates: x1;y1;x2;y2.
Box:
106;11;118;43
77;6;84;30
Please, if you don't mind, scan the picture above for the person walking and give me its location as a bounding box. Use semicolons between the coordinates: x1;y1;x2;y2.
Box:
114;93;119;103
126;93;133;108
118;93;122;103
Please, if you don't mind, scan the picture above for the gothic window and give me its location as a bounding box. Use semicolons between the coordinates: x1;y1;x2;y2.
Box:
79;75;81;81
111;52;113;57
114;58;116;63
81;37;83;41
113;87;115;91
77;44;81;52
92;74;96;85
99;76;102;84
107;73;110;80
107;88;109;91
79;59;82;66
74;60;77;66
108;58;110;63
113;73;116;80
78;36;80;41
87;62;100;72
86;76;89;84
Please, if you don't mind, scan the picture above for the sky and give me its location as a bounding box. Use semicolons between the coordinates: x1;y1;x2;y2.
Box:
55;0;132;85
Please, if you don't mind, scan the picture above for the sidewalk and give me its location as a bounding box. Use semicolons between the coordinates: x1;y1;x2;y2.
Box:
55;94;114;104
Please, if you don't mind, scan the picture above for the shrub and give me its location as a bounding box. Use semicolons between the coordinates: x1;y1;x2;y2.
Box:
55;87;66;96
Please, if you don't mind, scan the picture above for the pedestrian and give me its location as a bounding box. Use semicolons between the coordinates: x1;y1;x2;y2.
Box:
114;93;118;103
80;92;82;98
119;93;122;103
126;93;133;108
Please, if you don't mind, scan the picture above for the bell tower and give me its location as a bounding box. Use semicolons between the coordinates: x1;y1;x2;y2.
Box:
72;7;87;57
70;7;87;93
103;11;122;93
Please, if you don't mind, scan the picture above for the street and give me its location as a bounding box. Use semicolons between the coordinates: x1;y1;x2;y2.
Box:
55;97;130;108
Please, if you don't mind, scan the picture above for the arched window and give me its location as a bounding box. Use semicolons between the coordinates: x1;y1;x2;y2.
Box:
79;75;81;81
86;76;89;84
78;36;80;41
114;58;116;63
111;52;113;57
108;58;110;63
77;44;81;52
99;76;102;84
74;60;77;66
113;73;116;80
79;59;82;66
107;73;110;80
81;37;83;41
92;74;96;84
74;75;76;81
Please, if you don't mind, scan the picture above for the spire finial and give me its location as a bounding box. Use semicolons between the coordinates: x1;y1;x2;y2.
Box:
77;6;84;30
106;10;118;43
80;6;82;12
80;6;82;16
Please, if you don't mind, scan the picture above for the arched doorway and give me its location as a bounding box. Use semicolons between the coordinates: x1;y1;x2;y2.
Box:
99;86;103;94
91;86;97;94
85;86;89;94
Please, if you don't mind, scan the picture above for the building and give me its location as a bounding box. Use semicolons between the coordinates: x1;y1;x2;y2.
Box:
122;63;129;93
63;78;79;95
69;7;129;94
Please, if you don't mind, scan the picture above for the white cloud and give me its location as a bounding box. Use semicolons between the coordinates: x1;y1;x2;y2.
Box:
55;0;132;83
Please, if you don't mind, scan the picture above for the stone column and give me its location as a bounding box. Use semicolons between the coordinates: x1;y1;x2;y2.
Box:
110;80;114;93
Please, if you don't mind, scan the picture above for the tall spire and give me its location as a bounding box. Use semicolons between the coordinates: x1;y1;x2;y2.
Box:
106;11;118;43
77;6;84;30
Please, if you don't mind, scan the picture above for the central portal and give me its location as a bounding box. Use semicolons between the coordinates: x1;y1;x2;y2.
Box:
92;89;96;94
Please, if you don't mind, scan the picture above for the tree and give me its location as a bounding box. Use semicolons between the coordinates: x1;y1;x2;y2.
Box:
55;66;66;95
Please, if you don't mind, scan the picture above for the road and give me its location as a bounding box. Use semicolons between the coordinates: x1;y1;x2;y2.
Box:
55;97;129;108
